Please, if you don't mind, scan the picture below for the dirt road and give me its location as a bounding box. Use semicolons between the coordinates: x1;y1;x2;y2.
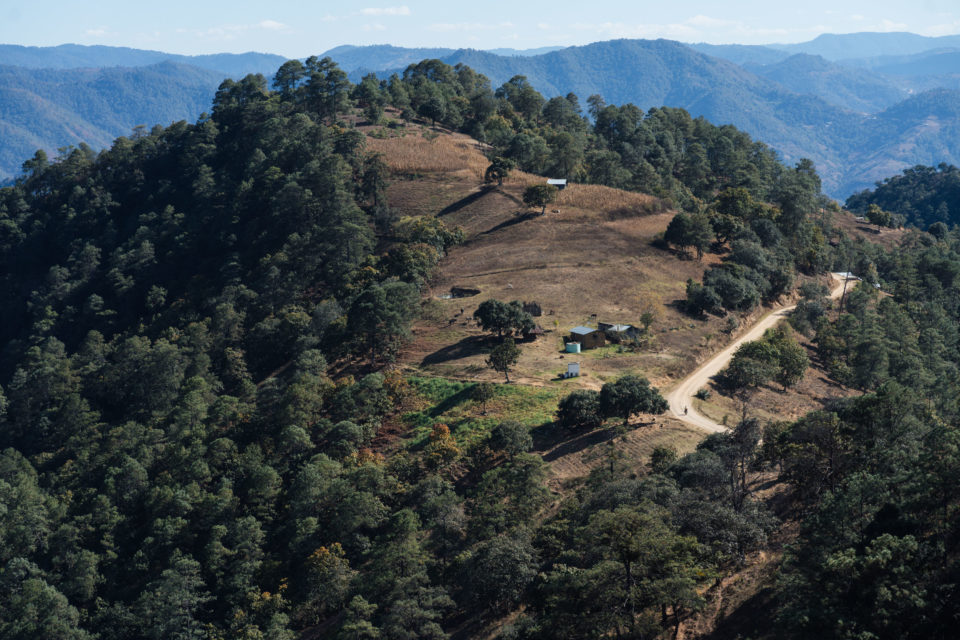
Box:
666;273;853;433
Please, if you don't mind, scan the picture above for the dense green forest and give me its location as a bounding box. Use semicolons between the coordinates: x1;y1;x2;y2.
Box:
2;54;959;639
846;162;960;229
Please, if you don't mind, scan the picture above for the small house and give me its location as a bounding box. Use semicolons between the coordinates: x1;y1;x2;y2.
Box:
546;178;567;190
599;322;638;343
569;326;605;350
563;362;580;379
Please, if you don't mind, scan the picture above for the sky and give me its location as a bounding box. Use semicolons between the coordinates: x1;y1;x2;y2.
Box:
2;0;960;57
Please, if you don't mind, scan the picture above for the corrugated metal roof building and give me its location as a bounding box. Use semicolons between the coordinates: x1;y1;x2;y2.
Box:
568;326;605;349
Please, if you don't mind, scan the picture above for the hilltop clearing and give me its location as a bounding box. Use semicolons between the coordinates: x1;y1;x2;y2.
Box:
364;121;861;490
369;127;724;388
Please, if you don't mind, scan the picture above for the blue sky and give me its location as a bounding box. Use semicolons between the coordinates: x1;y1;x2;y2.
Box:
2;1;959;57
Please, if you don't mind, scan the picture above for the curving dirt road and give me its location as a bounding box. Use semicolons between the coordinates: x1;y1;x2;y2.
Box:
666;273;853;433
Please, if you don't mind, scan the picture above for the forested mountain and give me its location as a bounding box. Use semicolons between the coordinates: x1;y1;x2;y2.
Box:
0;43;286;77
846;163;960;228
768;31;960;60
321;44;458;76
0;61;432;639
323;45;563;74
0;45;289;181
746;53;907;113
0;62;229;181
4;37;960;195
688;43;790;66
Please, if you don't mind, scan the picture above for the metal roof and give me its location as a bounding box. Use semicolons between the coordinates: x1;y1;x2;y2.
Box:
607;324;633;332
547;179;567;186
570;326;595;335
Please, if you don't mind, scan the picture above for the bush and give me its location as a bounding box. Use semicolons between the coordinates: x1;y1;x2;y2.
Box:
555;389;603;430
489;420;533;457
724;315;740;333
649;446;678;474
474;299;534;337
695;388;711;400
685;279;722;316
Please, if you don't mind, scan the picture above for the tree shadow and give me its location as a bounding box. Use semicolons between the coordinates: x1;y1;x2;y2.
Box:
427;386;477;418
539;427;621;462
421;335;490;366
482;212;538;235
495;187;524;206
704;586;777;640
530;421;641;462
437;185;496;217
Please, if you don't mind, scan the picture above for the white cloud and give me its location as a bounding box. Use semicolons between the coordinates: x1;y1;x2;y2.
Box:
258;20;287;31
360;6;410;16
878;18;909;31
686;15;736;28
571;21;700;40
189;20;291;41
362;23;387;32
427;22;515;32
85;27;109;37
922;20;960;36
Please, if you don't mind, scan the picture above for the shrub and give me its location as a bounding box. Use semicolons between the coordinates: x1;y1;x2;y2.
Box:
555;389;602;430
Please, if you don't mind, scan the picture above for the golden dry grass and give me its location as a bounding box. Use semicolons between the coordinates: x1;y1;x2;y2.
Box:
367;132;489;180
496;170;667;216
367;132;667;218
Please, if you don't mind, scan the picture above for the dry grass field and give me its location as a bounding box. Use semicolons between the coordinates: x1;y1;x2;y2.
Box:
374;129;803;398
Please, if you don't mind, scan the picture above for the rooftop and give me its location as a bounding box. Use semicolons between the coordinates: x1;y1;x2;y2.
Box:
570;326;595;335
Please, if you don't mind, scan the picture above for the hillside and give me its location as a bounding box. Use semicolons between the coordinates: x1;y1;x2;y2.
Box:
0;62;228;180
4;52;960;640
839;89;960;196
747;53;907;113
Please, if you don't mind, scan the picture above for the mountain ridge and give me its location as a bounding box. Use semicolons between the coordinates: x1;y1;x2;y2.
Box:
4;35;960;195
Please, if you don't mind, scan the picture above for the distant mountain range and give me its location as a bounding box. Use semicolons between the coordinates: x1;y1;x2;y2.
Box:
3;34;960;196
0;44;286;77
0;62;229;180
326;33;960;196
